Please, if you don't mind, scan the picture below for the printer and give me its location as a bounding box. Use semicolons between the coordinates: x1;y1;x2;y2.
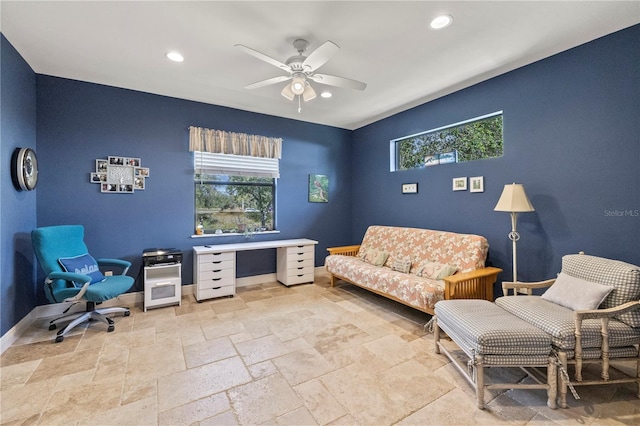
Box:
142;248;183;267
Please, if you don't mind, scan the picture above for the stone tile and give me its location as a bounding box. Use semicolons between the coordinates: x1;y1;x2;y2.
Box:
183;336;237;369
77;395;158;425
27;346;101;384
247;359;278;379
294;378;347;425
273;347;335;386
158;392;230;425
124;341;185;386
1;335;80;367
200;409;239;426
228;374;303;425
157;356;251;411
0;359;40;390
276;406;318;425
234;334;293;365
0;377;58;424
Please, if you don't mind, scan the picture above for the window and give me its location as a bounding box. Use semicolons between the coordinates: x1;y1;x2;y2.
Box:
194;152;277;235
392;112;503;171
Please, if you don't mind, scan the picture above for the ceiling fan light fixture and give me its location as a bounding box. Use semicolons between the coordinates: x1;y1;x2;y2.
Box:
291;76;306;95
430;14;453;30
303;85;317;102
320;91;332;98
281;84;295;101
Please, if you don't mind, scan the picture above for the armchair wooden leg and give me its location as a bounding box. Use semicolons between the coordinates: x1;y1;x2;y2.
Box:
557;351;568;409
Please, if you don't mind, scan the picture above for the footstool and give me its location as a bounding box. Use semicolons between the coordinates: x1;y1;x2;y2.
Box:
434;299;557;409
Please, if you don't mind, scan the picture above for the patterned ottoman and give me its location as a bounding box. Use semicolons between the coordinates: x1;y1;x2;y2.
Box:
434;299;557;409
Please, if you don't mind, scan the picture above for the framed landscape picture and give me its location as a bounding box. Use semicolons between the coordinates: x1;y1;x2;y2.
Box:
309;174;329;203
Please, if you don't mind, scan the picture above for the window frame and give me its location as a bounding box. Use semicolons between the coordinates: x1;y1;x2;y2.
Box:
390;111;503;172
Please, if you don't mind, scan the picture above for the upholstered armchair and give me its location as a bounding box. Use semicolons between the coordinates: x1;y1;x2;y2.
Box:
496;253;640;408
32;225;134;342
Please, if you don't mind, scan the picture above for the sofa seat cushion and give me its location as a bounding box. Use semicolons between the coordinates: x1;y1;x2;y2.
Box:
495;296;640;352
325;255;444;311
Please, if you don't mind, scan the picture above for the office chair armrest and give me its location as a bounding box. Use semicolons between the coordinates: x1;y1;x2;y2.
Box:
46;272;92;302
97;258;131;275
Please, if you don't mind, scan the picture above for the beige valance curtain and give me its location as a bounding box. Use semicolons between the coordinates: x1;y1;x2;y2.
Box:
189;126;282;159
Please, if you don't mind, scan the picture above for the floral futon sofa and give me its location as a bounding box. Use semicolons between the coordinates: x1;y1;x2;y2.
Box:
325;225;502;314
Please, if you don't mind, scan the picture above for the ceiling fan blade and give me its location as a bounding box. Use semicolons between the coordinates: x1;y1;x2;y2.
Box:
302;41;339;72
245;75;291;90
309;73;367;91
235;44;291;72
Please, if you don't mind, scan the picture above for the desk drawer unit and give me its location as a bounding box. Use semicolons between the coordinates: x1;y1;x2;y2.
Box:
195;251;236;301
277;244;315;286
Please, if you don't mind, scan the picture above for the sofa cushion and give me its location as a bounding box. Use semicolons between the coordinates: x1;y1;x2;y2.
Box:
414;261;458;280
324;255;445;312
361;248;389;266
391;257;412;273
541;272;612;311
562;254;640;327
495;296;640;353
357;226;488;273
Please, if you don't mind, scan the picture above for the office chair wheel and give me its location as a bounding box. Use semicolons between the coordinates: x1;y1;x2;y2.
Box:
55;335;64;343
124;310;131;317
49;323;56;330
108;325;115;332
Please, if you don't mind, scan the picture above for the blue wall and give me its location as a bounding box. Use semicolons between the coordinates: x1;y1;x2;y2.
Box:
1;35;37;336
35;76;353;297
2;25;638;337
351;25;640;287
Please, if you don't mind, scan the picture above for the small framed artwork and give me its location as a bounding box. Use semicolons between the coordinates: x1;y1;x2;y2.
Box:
453;177;467;191
135;167;150;177
309;174;329;203
108;156;125;166
402;183;418;194
470;176;484;193
125;157;141;167
96;159;108;173
118;184;134;193
134;176;145;190
90;173;106;183
101;183;118;193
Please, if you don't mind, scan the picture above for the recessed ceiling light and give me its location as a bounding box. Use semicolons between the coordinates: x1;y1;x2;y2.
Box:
166;51;184;62
430;14;453;30
320;91;332;98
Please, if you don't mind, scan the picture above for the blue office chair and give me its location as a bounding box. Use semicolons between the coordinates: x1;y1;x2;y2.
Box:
32;225;134;342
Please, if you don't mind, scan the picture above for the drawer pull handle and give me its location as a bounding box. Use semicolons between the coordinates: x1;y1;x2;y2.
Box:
212;278;222;281
212;261;222;264
212;286;221;290
297;267;304;270
213;269;222;273
154;281;173;287
297;260;304;263
213;253;223;256
297;274;304;277
297;252;304;255
297;245;304;248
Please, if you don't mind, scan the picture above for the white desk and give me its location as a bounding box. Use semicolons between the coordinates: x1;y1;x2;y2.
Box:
193;239;318;301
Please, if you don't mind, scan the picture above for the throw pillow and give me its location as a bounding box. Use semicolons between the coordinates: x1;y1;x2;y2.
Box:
392;257;412;274
541;272;613;311
362;249;389;267
414;261;458;280
58;253;106;284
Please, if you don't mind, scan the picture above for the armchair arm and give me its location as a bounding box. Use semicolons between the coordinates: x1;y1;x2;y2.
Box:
502;279;556;296
443;267;502;302
97;258;131;275
327;245;361;257
46;271;91;302
573;300;640;382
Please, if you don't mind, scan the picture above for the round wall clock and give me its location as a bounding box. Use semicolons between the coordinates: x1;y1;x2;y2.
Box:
11;147;39;191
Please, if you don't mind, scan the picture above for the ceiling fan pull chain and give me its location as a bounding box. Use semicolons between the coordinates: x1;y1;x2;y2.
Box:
298;95;302;113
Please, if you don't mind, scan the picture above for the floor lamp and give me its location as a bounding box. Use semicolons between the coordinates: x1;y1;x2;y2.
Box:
494;183;535;282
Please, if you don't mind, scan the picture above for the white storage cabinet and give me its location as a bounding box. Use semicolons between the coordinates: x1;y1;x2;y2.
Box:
276;244;315;286
144;263;182;311
194;250;236;301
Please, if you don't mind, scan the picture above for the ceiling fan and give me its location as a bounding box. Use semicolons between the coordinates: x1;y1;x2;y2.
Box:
235;39;367;112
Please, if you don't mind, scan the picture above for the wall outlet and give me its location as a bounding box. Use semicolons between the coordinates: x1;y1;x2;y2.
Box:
104;271;113;276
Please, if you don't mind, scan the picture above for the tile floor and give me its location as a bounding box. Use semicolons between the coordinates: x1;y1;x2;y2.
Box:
1;271;639;425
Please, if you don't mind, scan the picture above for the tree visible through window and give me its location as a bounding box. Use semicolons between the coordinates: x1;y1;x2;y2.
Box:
394;112;503;171
195;174;275;234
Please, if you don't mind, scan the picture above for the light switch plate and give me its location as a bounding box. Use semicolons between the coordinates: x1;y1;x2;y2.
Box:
402;183;418;194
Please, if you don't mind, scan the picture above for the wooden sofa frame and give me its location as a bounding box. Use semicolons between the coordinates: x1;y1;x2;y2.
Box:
327;244;502;315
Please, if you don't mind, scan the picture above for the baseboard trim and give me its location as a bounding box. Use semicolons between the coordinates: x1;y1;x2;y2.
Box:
1;268;326;354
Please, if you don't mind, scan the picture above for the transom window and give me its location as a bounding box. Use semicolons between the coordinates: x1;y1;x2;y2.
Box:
392;111;503;171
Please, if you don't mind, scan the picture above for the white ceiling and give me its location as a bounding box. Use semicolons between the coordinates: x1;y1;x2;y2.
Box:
1;1;638;130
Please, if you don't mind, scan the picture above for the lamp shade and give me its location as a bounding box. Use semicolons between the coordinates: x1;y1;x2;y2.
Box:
494;183;535;212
